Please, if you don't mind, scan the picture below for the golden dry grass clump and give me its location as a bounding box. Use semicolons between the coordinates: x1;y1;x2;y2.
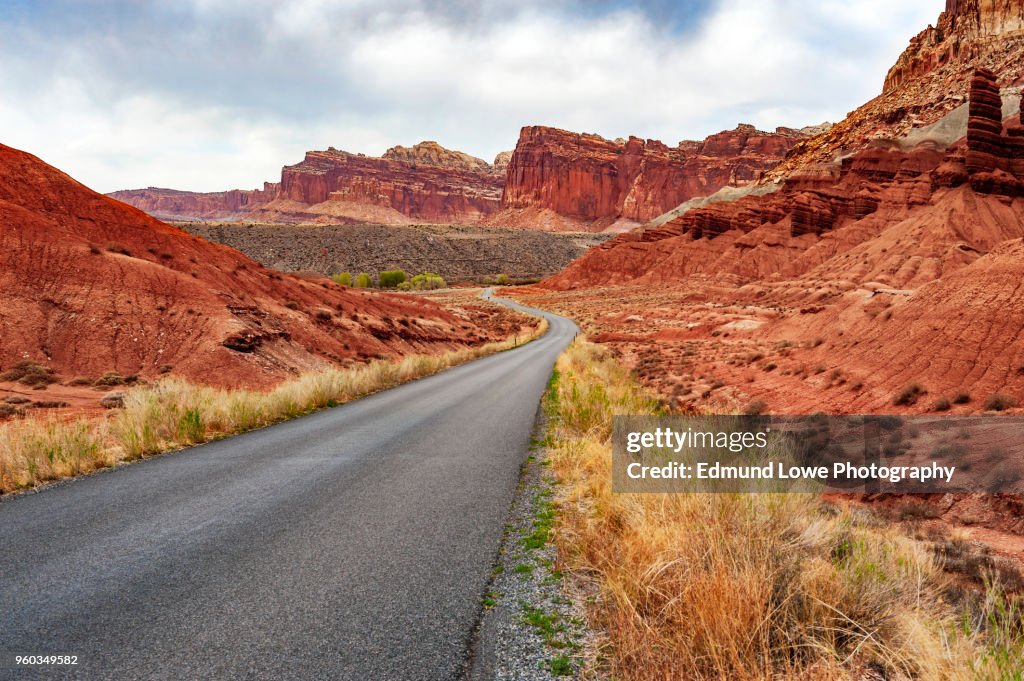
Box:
546;340;1024;680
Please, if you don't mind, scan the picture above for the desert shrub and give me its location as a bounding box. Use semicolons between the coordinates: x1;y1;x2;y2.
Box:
398;272;446;291
331;272;352;286
106;242;131;256
31;400;70;409
94;371;125;387
495;273;510;285
744;399;768;416
1;361;57;387
932;396;951;412
378;269;408;288
985;393;1018;412
893;382;925;406
354;272;372;288
953;392;971;404
0;404;22;419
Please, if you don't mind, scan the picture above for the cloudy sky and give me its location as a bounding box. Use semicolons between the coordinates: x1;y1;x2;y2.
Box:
1;0;940;193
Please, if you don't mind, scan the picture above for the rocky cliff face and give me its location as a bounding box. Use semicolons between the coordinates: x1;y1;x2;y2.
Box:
492;124;803;232
380;141;491;172
774;0;1024;179
272;147;503;224
549;70;1024;289
106;184;279;221
885;0;1024;92
110;142;505;225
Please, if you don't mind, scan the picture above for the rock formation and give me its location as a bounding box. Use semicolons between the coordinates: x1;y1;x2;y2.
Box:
527;57;1024;420
547;70;1024;292
0;143;497;390
110;141;505;225
492;151;513;174
772;0;1024;180
111;127;801;231
381;141;491;172
268;147;504;224
107;184;279;222
885;0;1024;92
491;124;804;232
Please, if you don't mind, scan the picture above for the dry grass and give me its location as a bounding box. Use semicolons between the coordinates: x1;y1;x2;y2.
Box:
0;319;547;493
545;339;1024;680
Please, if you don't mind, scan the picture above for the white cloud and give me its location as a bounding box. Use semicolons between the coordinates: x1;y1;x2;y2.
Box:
0;0;940;192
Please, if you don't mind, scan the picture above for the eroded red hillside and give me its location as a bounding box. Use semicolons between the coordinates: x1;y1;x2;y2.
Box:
0;144;501;393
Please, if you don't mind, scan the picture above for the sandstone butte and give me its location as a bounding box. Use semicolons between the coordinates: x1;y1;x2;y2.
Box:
109;126;806;232
0;143;505;393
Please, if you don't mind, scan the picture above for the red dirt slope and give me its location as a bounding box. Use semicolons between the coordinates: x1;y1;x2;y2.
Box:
0;144;493;390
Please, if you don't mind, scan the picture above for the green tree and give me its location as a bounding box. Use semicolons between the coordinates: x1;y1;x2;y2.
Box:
494;273;509;285
331;272;352;286
354;272;372;288
378;269;408;288
401;272;447;290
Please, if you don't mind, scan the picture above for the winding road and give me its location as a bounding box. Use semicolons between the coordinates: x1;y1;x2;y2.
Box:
0;295;577;680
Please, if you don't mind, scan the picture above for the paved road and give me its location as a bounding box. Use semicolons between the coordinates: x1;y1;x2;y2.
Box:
0;295;577;680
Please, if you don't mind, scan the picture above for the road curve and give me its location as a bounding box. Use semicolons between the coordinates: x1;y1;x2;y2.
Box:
0;294;577;680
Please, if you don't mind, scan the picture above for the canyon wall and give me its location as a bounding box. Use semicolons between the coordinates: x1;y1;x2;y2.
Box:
521;70;1024;420
885;0;1024;92
107;184;279;221
273;147;503;224
110;141;505;225
492;124;804;232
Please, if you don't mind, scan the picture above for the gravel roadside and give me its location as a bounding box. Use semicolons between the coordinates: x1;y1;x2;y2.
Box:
465;401;598;681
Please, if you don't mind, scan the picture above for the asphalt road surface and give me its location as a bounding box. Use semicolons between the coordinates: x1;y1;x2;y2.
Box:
0;294;577;680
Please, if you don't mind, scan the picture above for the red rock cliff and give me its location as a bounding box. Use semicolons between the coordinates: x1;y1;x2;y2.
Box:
493;124;803;232
885;0;1024;92
276;147;503;223
773;0;1024;179
107;184;279;221
110;141;504;225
